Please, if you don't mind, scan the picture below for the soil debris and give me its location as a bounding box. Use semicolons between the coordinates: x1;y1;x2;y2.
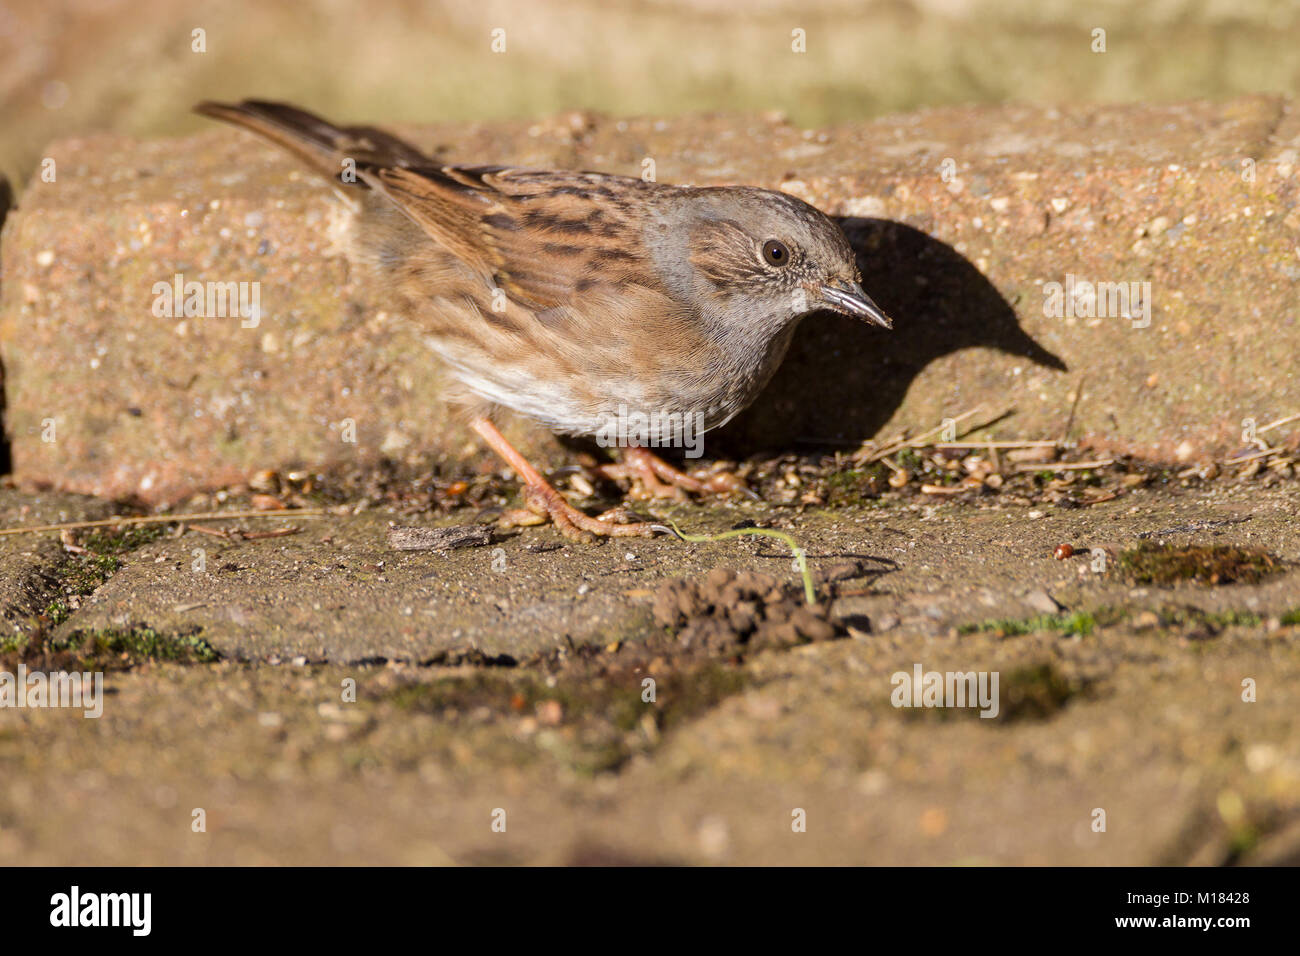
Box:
651;567;844;656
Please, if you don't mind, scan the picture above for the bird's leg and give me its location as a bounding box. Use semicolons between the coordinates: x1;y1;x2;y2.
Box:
470;417;660;541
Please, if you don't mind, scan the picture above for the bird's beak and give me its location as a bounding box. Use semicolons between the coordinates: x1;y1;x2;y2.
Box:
817;279;893;329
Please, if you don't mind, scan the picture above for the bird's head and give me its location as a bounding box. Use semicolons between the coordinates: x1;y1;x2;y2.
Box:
679;186;892;332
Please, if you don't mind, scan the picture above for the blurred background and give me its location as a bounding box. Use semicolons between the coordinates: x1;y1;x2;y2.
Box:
2;0;1299;184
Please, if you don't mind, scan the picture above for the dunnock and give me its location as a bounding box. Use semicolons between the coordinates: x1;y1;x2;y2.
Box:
196;100;892;540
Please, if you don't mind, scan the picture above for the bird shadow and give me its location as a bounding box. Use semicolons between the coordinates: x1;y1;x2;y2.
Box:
714;217;1067;456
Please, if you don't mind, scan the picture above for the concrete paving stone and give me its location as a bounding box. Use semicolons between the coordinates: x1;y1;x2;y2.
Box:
3;96;1298;501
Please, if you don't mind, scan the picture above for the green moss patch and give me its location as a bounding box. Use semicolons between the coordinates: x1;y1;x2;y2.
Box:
81;525;167;555
1116;543;1284;587
1;625;218;671
36;524;169;626
959;609;1112;638
823;466;887;504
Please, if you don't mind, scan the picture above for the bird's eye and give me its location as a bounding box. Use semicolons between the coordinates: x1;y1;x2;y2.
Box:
762;239;791;267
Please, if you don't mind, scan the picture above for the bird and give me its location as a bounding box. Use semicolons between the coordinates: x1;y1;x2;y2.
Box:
195;100;892;540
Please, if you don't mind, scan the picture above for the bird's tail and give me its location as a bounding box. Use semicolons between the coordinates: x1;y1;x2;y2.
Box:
193;99;429;184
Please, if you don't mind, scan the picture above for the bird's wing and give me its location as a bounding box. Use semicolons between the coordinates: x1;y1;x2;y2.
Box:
194;100;691;338
366;165;658;311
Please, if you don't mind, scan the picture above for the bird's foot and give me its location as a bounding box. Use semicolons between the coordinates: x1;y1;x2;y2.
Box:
473;417;662;542
591;446;747;501
499;483;658;542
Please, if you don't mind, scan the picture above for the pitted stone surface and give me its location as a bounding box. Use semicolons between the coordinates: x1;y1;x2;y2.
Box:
3;96;1298;501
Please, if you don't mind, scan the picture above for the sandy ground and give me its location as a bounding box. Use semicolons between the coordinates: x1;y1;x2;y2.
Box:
1;477;1297;864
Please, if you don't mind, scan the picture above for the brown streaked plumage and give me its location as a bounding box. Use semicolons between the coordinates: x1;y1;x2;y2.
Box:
195;100;892;540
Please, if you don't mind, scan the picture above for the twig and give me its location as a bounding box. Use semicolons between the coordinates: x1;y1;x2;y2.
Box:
1224;448;1278;465
185;524;234;539
919;484;967;495
185;524;303;541
930;442;1060;455
902;407;985;447
1082;491;1122;505
854;431;907;461
238;527;302;540
0;508;326;537
860;407;986;462
1011;458;1114;474
1258;412;1300;434
1060;375;1086;444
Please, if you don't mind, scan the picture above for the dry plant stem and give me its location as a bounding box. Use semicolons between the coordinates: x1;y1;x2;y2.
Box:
906;406;984;445
1224;448;1279;465
933;440;1061;450
186;524;233;539
242;527;301;540
185;524;301;541
860;406;984;462
1060;375;1086;443
1258;412;1300;434
860;406;1037;465
1011;459;1114;473
470;416;660;540
1083;491;1122;505
920;484;966;495
0;508;324;537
